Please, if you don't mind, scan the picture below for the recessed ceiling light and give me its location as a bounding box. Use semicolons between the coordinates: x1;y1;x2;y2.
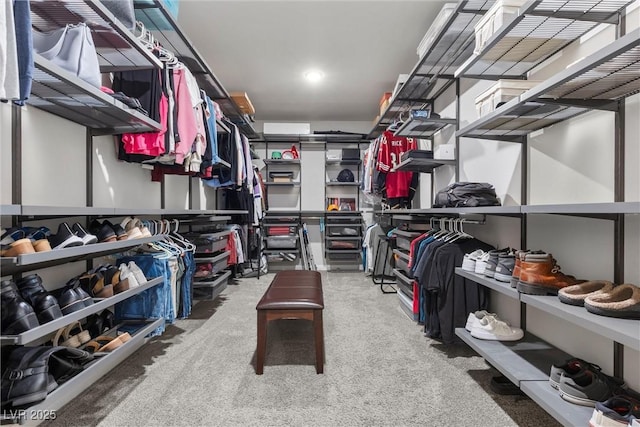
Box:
304;70;324;83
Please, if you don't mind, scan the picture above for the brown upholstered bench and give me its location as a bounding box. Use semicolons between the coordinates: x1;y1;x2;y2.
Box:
255;270;324;374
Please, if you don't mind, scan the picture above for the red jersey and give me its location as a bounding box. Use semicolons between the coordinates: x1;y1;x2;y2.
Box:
376;131;416;198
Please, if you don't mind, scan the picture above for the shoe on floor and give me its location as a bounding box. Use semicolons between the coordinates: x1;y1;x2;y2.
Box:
558;280;616;307
48;223;84;249
589;395;640;427
584;284;640;319
464;310;496;331
470;316;523;341
462;250;484;272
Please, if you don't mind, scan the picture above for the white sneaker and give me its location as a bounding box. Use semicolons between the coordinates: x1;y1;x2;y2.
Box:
120;217;144;239
470;316;524;341
465;310;496;331
474;251;491;275
119;263;139;288
462;250;485;272
128;261;147;284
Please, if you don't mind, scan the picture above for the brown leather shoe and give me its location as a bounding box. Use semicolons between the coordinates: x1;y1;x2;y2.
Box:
517;254;583;295
1;239;36;257
511;250;548;288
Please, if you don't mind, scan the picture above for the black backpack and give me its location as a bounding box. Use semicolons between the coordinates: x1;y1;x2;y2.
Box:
433;182;501;208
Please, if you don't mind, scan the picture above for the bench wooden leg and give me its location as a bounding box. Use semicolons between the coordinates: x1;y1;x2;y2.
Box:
256;310;267;375
314;309;324;374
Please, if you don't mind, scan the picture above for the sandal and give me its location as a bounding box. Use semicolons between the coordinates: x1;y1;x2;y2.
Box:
53;322;90;348
84;332;131;353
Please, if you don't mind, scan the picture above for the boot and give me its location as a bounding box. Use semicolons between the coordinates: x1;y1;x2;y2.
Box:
1;281;39;335
15;275;63;324
1;346;93;408
517;253;583;295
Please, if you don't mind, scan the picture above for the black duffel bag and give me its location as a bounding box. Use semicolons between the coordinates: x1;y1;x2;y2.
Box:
433;182;501;208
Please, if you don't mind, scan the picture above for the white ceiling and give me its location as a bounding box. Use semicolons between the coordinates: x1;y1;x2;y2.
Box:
177;0;450;122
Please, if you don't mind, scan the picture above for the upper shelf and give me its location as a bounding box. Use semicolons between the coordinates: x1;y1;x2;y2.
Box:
263;159;301;165
132;0;259;139
391;157;456;173
457;29;640;142
30;0;162;71
368;0;494;138
258;134;367;143
455;0;633;79
0;205;246;218
394;116;458;139
29;55;162;135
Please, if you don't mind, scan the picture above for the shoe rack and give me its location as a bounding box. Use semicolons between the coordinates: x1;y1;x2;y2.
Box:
0;1;250;424
369;1;639;426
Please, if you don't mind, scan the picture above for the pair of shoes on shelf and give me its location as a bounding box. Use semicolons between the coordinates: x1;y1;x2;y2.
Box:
14;275;63;325
550;357;631;407
52;321;92;348
118;261;147;289
84;332;132;353
0;227;51;257
465;310;523;341
590;394;640;427
44;222;99;250
120;217;151;238
78;265;130;298
89;220;128;243
513;251;584;295
1;345;94;408
559;281;640;319
1;280;40;335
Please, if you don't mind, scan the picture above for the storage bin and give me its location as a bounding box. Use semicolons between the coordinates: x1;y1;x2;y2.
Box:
393;249;412;277
327;240;360;250
417;3;457;58
326;225;361;237
193;271;231;300
266;235;298;249
475;79;539;117
473;0;527;54
392;229;421;252
194;251;230;276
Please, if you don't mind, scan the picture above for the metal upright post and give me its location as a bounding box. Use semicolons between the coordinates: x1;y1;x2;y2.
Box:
520;135;528;330
11;105;22;226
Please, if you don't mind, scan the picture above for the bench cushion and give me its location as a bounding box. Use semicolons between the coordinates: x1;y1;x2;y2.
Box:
256;271;323;310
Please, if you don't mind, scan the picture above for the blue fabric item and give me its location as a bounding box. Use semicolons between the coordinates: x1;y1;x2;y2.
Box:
178;251;195;318
13;0;33;105
410;236;435;277
161;0;179;17
204;95;220;164
114;255;172;337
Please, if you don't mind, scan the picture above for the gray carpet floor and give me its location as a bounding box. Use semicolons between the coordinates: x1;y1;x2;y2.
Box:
48;272;559;427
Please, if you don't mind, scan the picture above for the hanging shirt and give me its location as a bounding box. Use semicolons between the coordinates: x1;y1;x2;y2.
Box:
0;0;20;101
376;131;416;198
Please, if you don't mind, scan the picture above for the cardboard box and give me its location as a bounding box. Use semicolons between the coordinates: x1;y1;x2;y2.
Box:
263;122;311;135
230;92;255;115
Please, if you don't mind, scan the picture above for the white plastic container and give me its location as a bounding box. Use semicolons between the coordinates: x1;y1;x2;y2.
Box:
474;79;539;117
473;0;527;54
417;3;457;58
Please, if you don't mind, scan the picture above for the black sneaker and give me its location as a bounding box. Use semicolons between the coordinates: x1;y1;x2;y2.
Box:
48;223;84;249
89;220;117;243
558;367;627;407
103;220;128;241
494;254;515;283
71;223;98;245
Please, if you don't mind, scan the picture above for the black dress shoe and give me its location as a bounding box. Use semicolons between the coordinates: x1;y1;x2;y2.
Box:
1;280;39;335
15;275;63;324
89;220;117;243
65;278;93;307
48;223;84;250
103;221;128;241
51;287;85;316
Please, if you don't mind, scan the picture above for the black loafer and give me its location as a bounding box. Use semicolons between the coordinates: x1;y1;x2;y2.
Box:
103;221;128;241
89;220;117;243
1;280;39;335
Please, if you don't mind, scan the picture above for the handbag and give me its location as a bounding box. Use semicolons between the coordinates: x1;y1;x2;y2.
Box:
32;23;102;88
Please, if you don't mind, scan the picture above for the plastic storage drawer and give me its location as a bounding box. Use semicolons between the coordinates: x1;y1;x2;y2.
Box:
186;231;229;254
194;251;230;276
266;235;298;249
393;268;414;299
193;270;231;300
392;229;421;251
393;249;411;277
326;224;362;237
